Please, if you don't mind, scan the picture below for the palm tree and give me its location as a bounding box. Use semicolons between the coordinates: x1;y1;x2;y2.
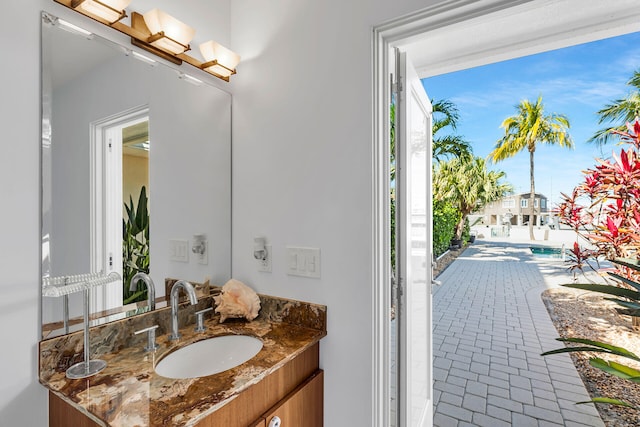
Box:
490;96;572;240
434;156;512;240
390;99;471;171
432;99;473;161
589;70;640;146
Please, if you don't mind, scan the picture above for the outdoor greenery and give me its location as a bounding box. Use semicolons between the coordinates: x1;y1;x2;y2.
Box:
433;201;459;257
123;186;150;305
590;69;640;146
490;96;573;240
432;99;472;161
390;99;474;266
433;156;512;241
546;117;640;409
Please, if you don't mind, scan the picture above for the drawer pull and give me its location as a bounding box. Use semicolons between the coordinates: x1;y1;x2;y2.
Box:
268;416;281;427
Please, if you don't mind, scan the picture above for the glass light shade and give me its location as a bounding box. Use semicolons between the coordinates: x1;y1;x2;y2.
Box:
143;9;195;54
76;0;131;23
199;41;241;77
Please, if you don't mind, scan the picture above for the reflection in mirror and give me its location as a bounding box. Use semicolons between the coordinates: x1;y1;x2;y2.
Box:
41;12;232;339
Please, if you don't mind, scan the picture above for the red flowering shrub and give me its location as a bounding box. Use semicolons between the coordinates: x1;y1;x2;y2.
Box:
557;118;640;272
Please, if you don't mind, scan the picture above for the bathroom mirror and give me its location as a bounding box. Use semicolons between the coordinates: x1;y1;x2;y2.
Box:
41;12;231;339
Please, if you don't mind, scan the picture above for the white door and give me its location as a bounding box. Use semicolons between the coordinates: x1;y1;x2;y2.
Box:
395;50;433;427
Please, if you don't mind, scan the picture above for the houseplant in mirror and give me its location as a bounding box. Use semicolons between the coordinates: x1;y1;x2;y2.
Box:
123;186;150;304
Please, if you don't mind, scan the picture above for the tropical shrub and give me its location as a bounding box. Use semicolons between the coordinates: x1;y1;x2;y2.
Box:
434;155;512;240
433;201;459;257
544;118;640;409
462;217;471;244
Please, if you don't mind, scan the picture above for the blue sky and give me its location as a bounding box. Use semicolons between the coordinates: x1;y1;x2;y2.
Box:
422;31;640;207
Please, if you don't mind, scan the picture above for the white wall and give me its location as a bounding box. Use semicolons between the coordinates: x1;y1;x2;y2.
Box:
229;0;438;425
1;3;48;425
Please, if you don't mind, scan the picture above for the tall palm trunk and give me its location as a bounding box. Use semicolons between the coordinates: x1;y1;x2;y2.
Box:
529;149;535;240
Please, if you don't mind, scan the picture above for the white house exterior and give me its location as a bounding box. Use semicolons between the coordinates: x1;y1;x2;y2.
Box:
478;192;550;227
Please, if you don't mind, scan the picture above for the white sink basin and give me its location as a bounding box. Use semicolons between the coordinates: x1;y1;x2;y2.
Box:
155;335;263;379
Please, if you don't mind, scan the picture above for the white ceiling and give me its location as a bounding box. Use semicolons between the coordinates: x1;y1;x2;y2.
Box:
397;0;640;79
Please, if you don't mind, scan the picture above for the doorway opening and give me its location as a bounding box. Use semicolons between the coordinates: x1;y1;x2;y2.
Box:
373;1;640;426
90;105;149;314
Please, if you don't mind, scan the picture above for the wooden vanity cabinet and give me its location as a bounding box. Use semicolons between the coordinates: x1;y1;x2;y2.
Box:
198;343;322;426
254;370;323;427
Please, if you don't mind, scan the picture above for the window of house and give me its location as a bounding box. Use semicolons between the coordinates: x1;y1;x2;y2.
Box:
534;199;539;208
502;199;514;208
521;199;528;208
541;199;546;209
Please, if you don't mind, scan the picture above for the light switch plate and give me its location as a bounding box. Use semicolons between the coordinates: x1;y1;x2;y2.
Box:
169;239;189;262
286;246;320;278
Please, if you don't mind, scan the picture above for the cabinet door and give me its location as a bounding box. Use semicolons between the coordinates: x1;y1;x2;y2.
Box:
264;370;323;427
249;419;266;427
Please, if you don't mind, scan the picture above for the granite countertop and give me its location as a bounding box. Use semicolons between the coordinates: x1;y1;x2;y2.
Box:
39;294;326;427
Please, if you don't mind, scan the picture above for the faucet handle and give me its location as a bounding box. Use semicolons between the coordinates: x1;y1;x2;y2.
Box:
195;307;213;332
134;325;160;352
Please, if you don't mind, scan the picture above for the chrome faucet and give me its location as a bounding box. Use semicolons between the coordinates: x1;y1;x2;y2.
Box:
169;280;198;340
129;272;156;311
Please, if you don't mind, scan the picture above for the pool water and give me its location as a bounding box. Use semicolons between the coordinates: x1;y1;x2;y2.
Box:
530;247;564;259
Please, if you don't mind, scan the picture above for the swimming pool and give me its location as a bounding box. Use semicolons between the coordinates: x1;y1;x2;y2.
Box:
530;246;564;259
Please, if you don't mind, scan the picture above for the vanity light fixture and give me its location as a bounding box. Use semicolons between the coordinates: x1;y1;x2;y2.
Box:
138;9;194;55
52;0;240;82
71;0;130;24
199;40;241;81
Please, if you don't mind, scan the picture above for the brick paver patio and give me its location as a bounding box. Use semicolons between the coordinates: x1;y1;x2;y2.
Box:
433;239;605;427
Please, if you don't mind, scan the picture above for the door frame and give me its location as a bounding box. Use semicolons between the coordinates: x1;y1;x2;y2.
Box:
371;1;640;426
89;105;149;312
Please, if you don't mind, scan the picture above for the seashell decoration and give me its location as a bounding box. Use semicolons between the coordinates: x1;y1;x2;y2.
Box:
214;279;261;322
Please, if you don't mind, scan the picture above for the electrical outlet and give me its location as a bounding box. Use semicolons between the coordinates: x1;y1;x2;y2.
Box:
198;240;208;265
258;245;272;272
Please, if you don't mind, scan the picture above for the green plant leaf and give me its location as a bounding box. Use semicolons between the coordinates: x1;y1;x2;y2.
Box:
562;283;640;301
607;271;640;291
604;297;640;313
589;357;640;379
577;397;639;409
541;347;616;357
554;338;640;361
123;290;146;305
135;186;148;231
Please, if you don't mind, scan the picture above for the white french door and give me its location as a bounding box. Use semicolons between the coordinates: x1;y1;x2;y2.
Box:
395;50;433;427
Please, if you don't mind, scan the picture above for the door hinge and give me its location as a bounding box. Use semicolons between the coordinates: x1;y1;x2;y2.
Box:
109;253;113;269
391;78;403;96
108;138;113;151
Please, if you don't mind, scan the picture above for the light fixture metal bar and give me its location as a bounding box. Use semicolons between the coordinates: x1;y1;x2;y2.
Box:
201;59;237;79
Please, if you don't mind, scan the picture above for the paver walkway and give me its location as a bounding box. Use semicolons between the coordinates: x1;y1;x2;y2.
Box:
433;239;605;427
